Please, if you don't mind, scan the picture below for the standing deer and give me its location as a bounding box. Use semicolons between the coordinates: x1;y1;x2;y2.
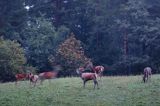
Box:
76;67;99;89
143;67;152;83
28;73;39;87
15;73;29;85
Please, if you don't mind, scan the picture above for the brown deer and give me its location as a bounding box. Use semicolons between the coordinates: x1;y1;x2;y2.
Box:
76;67;99;89
15;73;29;85
38;71;58;84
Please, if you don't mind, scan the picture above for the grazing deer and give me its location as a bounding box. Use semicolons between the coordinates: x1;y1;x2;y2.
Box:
76;67;99;89
143;67;152;83
38;71;58;84
28;73;39;87
94;66;104;81
15;73;29;85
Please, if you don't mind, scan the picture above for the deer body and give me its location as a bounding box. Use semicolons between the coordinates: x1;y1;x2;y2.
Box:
15;73;28;85
28;73;39;87
38;71;57;84
77;67;99;89
143;67;152;83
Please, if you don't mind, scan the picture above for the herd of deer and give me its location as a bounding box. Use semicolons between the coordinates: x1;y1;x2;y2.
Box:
15;71;58;87
15;66;152;89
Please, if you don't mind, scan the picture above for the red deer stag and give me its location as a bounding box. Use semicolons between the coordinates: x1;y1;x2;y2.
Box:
15;73;29;85
76;67;99;89
38;71;58;84
94;66;104;81
143;67;152;83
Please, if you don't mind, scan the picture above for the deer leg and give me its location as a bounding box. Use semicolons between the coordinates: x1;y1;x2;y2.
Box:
100;72;103;81
149;75;151;81
34;81;37;87
143;76;146;83
40;79;44;85
97;80;99;89
146;75;149;82
30;80;32;86
93;79;99;89
100;75;102;81
83;80;86;88
40;80;42;85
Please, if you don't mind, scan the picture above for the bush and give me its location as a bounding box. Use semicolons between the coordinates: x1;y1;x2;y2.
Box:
0;38;26;82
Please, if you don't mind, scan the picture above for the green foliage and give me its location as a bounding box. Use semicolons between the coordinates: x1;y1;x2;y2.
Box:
112;0;160;74
51;33;89;76
111;55;150;75
0;38;26;82
21;17;69;70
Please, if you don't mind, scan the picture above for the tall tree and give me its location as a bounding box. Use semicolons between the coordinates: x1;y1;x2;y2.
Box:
112;0;160;74
0;0;27;40
21;17;69;71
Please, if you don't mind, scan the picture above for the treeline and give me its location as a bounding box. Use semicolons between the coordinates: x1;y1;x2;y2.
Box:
0;0;160;81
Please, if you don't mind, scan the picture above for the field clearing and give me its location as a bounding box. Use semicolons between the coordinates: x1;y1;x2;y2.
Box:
0;75;160;106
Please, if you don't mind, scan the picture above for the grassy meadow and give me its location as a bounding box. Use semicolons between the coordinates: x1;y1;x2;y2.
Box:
0;75;160;106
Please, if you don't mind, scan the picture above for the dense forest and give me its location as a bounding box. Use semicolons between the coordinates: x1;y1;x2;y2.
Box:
0;0;160;81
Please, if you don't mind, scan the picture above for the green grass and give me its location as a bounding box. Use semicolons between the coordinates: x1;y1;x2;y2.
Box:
0;75;160;106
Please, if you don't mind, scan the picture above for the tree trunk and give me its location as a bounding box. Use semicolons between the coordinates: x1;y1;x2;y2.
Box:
53;0;62;30
124;33;128;57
